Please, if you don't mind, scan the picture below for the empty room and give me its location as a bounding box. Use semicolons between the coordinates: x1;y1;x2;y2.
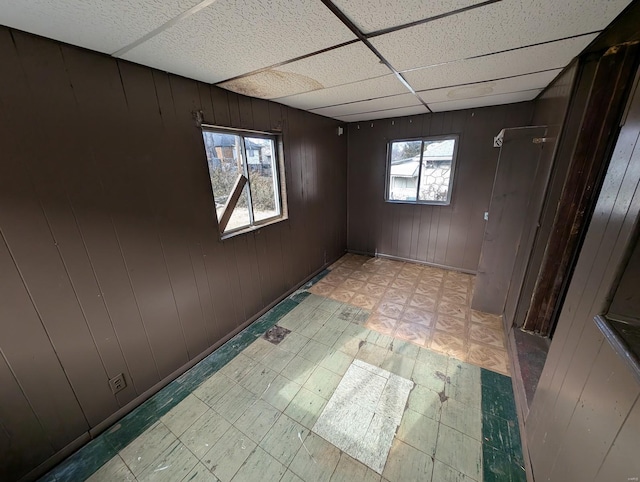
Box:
2;1;640;481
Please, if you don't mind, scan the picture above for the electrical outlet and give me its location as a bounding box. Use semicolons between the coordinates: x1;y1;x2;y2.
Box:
109;373;127;394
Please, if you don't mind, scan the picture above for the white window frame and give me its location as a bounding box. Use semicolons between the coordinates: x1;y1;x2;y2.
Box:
201;125;287;238
384;134;459;206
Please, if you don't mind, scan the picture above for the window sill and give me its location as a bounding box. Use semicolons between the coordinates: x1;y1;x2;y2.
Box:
220;215;287;240
384;199;451;206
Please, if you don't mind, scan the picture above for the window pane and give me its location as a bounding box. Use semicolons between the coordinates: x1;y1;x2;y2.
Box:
418;139;455;202
388;140;422;201
245;137;279;222
225;184;252;232
202;131;246;224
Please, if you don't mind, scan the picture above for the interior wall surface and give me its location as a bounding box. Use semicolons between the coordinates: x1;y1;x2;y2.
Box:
0;27;347;481
346;103;534;272
526;68;640;481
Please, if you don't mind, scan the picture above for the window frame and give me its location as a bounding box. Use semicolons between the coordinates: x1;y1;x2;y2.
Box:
201;124;287;238
384;134;459;206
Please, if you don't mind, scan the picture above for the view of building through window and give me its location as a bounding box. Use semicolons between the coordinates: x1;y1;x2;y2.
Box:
202;129;282;234
387;136;458;205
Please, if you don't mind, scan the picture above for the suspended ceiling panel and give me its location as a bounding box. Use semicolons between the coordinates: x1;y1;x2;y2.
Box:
336;105;429;122
429;90;542;112
311;93;422;118
331;0;487;34
418;70;561;105
218;42;390;99
0;0;202;54
370;0;631;72
403;34;597;92
275;74;408;111
121;0;356;84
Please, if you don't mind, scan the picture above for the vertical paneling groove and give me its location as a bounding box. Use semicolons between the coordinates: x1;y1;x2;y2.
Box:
347;103;534;271
0;27;346;481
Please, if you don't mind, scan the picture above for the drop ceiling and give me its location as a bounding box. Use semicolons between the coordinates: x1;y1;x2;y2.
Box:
0;0;632;122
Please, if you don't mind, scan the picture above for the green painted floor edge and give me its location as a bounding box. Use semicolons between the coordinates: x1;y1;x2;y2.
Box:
480;368;526;482
38;281;324;481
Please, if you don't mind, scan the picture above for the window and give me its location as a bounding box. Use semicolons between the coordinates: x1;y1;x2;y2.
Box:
201;127;286;236
385;135;458;205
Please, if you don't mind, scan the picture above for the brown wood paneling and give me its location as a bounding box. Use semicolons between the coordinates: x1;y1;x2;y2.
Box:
0;26;347;479
527;64;640;481
524;43;640;334
0;353;55;481
61;45;162;392
347;103;534;271
1;31;120;426
511;60;597;329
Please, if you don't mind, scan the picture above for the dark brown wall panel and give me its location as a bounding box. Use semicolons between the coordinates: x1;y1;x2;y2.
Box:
527;69;640;481
346;103;534;272
508;60;596;328
0;26;347;480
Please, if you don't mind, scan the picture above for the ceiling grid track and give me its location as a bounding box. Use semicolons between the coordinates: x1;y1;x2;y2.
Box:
319;0;433;113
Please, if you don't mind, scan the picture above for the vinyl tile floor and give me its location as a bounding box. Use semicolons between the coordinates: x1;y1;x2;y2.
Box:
313;254;510;375
42;255;524;482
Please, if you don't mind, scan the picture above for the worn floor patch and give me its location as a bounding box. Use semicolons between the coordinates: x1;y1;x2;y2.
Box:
262;325;291;345
312;359;414;474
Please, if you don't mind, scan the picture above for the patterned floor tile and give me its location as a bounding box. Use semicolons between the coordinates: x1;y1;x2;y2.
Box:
359;282;386;298
440;290;469;306
394;322;431;346
390;277;416;290
469;323;505;348
350;293;379;310
328;288;356;303
375;300;405;319
309;282;335;297
401;307;435;327
415;282;441;296
323;273;348;286
443;279;469;294
430;331;467;361
468;343;510;375
368;273;392;287
471;310;503;328
366;314;399;336
382;288;411;305
409;294;437;311
435;314;468;337
343;278;366;291
437;300;469;320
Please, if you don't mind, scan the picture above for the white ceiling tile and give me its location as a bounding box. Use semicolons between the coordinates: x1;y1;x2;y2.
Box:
403;34;597;92
0;0;202;53
275;75;409;110
332;0;487;34
121;0;356;84
428;90;541;112
419;70;560;104
218;42;391;99
336;105;429;122
370;0;631;71
311;93;421;118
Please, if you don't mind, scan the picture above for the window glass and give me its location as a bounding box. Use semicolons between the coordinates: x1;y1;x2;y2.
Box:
386;136;458;205
201;128;285;235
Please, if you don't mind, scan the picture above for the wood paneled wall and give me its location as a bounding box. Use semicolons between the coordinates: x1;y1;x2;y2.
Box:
0;27;346;481
526;67;640;481
346;104;534;272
